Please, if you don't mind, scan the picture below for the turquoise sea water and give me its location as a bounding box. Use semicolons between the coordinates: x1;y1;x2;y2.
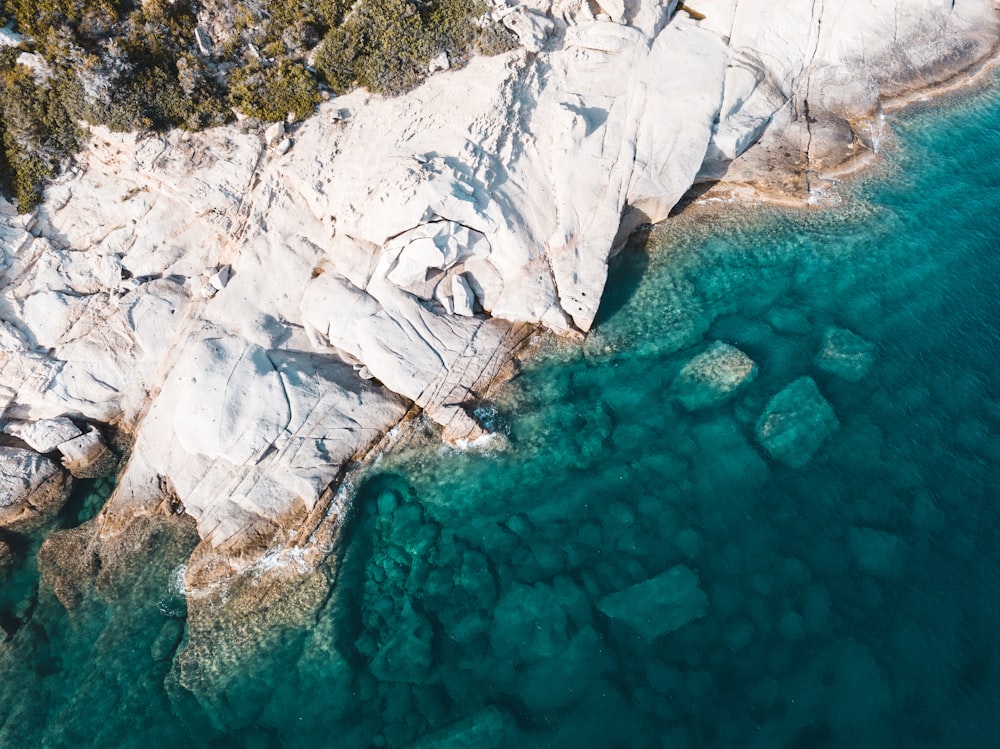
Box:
2;81;1000;747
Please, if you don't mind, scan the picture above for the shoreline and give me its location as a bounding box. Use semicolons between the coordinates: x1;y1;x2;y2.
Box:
4;0;997;659
680;42;1000;212
307;40;1000;560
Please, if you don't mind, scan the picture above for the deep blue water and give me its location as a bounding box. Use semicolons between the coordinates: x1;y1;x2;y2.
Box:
1;80;999;747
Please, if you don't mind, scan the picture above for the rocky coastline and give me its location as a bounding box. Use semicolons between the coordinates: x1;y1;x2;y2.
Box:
0;0;997;693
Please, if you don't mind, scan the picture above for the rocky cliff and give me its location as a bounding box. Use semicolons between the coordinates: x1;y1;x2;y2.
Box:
0;0;996;605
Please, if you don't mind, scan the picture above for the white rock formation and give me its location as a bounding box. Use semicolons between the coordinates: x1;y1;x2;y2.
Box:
0;0;995;582
58;426;116;478
3;417;82;453
0;447;72;530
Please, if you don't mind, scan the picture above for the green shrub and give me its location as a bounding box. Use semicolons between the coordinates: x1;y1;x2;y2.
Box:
0;61;81;209
229;59;321;122
0;0;503;208
314;0;485;95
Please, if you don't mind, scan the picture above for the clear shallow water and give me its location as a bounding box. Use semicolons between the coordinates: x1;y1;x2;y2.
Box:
2;83;1000;747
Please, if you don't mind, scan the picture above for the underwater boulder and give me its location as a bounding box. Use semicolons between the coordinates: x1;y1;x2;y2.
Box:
517;625;613;713
369;602;435;684
814;326;875;382
674;341;758;410
848;526;907;579
755;377;839;468
597;564;708;641
406;705;513;749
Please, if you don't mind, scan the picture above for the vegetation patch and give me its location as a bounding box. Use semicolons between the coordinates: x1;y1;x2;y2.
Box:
0;0;514;210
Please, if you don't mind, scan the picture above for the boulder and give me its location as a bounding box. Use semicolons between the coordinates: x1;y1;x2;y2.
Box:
58;426;117;479
368;602;434;684
674;342;758;410
406;706;513;749
264;121;285;147
848;526;906;579
491;580;587;663
755;377;839;468
451;274;477;317
814;326;876;382
517;625;612;712
501;9;555;53
3;417;82;453
0;447;73;531
428;51;451;73
598;564;708;641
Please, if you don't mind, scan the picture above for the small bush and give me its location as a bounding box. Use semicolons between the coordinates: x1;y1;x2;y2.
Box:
0;60;82;209
313;0;486;95
229;59;321;122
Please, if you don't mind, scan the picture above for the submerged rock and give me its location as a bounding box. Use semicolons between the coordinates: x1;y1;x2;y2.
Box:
597;564;708;641
0;539;14;574
848;526;907;579
516;625;612;713
755;377;839;468
814;326;876;382
674;341;758;410
369;602;435;684
37;521;100;609
406;706;513;749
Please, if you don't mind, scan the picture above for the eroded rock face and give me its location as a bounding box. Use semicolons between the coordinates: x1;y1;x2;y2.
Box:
58;427;117;479
696;0;999;198
3;417;81;453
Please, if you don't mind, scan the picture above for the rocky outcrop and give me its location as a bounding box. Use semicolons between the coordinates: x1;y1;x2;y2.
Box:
696;0;999;200
0;0;996;602
0;447;72;531
58;426;117;478
3;417;81;453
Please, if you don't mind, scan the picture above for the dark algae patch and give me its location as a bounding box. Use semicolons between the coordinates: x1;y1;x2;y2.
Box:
0;81;999;747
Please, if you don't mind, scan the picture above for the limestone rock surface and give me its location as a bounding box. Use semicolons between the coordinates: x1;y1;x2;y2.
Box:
3;417;81;453
58;426;117;479
0;447;72;530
